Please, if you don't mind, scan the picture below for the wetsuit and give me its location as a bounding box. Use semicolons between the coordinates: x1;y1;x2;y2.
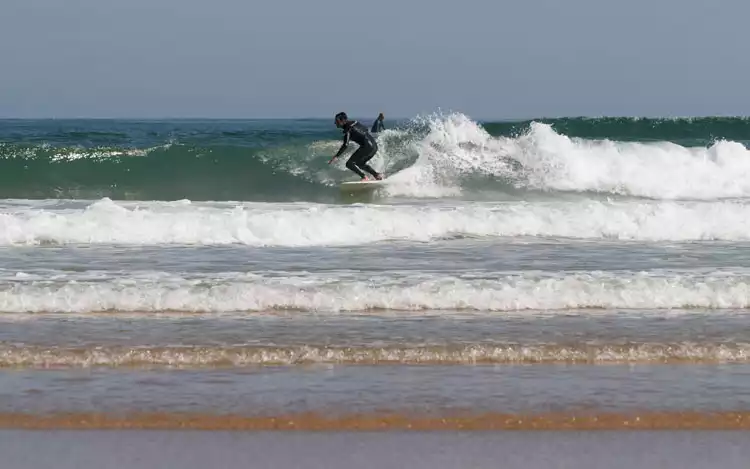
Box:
334;120;381;179
371;118;385;133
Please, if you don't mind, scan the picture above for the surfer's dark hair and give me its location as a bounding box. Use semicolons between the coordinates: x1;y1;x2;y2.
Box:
335;112;347;121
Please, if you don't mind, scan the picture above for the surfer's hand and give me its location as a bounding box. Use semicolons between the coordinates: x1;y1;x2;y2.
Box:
328;157;336;164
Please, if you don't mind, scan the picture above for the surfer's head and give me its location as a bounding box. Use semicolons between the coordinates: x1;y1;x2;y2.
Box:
378;113;384;120
335;112;348;128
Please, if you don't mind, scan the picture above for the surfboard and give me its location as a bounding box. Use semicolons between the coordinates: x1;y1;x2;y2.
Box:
339;179;387;192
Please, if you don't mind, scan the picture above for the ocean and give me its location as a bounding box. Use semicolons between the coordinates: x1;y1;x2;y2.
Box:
2;113;750;430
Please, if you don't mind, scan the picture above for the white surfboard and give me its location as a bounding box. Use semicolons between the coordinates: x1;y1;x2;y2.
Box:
339;179;387;192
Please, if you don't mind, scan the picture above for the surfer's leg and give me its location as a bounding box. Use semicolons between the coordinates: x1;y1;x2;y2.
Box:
358;146;382;179
345;152;366;178
359;162;380;179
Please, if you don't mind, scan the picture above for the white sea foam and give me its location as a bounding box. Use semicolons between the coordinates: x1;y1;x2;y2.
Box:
380;113;750;199
2;269;750;314
1;198;750;246
3;343;750;367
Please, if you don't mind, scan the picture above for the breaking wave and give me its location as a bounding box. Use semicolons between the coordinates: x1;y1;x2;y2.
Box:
2;114;750;201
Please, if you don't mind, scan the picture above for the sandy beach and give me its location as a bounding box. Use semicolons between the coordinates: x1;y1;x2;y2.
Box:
3;410;750;430
3;430;749;469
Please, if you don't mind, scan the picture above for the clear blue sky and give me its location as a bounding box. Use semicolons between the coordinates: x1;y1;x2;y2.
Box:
2;0;748;119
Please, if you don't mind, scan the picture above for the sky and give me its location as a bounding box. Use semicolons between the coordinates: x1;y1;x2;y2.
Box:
2;0;749;119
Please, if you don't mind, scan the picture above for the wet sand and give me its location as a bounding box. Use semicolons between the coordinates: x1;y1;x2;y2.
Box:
2;430;749;469
2;410;750;430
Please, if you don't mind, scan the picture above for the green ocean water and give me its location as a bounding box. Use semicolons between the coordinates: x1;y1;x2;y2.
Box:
1;115;749;201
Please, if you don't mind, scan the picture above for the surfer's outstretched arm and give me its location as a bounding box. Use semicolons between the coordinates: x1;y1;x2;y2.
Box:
329;130;351;163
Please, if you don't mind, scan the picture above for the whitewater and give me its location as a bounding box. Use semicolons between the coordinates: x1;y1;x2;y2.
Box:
357;113;750;200
4;197;750;246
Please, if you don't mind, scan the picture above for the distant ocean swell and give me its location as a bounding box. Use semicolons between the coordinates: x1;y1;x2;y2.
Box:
1;115;749;201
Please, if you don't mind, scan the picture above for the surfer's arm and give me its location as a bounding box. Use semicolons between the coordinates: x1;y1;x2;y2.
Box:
329;131;350;163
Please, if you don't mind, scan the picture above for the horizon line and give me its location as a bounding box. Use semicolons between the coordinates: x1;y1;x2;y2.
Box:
1;113;749;121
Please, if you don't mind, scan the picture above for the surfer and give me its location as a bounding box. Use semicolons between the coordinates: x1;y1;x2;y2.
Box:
371;113;385;133
329;112;383;181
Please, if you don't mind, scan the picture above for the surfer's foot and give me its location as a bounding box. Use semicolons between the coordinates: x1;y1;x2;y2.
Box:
361;176;370;181
374;173;384;180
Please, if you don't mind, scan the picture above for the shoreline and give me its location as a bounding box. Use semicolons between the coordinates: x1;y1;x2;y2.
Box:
2;411;750;431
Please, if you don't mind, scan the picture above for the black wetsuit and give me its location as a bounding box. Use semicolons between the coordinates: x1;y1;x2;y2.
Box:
371;118;385;133
334;120;380;179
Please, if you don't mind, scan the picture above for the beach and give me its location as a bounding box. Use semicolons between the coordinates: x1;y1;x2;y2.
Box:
1;115;750;465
